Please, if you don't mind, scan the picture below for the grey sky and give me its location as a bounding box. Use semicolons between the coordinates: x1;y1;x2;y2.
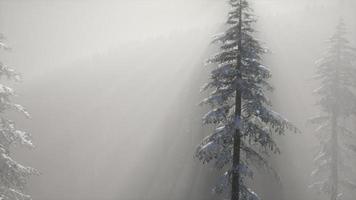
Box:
0;0;355;200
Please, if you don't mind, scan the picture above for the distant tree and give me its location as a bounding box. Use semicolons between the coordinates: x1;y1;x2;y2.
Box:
309;21;356;200
195;0;297;200
0;34;37;200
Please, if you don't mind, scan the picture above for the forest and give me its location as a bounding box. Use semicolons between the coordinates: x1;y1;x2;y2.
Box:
0;0;356;200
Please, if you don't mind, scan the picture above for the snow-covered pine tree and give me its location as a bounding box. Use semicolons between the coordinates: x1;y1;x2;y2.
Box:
195;0;297;200
309;21;356;200
0;34;37;200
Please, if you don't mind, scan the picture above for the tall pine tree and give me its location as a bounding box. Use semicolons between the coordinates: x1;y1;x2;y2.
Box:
195;0;297;200
0;34;37;200
309;21;356;200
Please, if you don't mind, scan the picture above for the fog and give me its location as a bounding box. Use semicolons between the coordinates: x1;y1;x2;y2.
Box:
0;0;355;200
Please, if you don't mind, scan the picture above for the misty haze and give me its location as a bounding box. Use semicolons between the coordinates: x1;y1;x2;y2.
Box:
0;0;356;200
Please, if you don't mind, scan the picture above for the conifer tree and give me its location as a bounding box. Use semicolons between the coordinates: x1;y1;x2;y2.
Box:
0;34;37;200
309;21;356;200
195;0;297;199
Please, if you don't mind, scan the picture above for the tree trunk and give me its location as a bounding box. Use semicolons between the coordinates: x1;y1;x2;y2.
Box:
231;1;243;200
330;109;338;200
330;35;342;200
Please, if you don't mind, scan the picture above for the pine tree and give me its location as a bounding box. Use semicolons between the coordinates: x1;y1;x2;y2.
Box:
195;0;297;199
309;21;356;200
0;34;37;200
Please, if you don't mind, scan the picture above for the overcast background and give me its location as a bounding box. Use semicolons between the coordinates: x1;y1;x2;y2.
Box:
0;0;355;200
